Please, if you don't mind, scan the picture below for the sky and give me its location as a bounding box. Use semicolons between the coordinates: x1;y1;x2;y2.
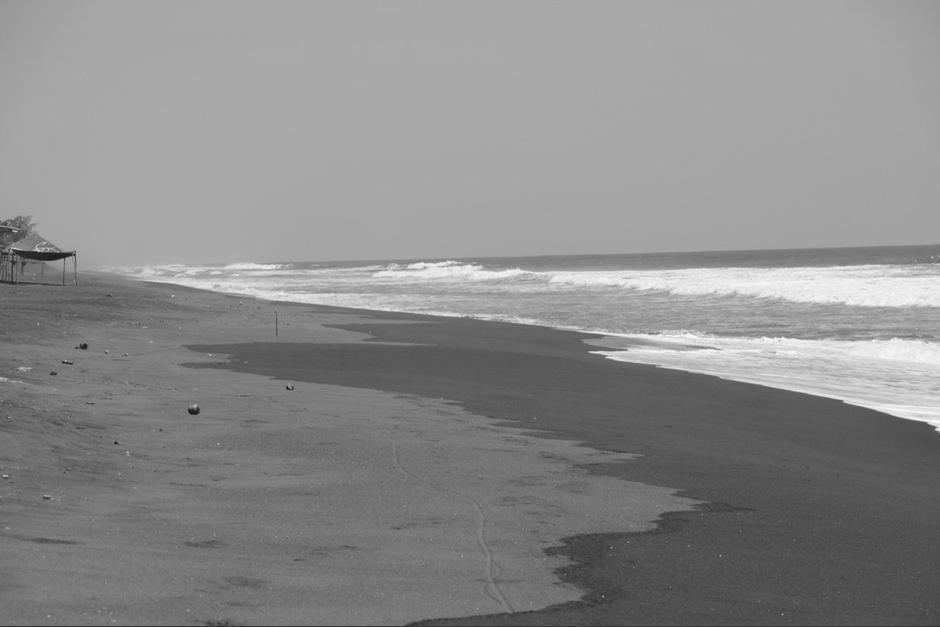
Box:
1;1;939;268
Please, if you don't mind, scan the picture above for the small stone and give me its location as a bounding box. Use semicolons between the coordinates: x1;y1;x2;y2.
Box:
104;350;110;355
1;474;9;479
123;353;129;357
49;371;58;376
42;494;52;500
188;404;201;415
61;359;74;365
285;384;295;391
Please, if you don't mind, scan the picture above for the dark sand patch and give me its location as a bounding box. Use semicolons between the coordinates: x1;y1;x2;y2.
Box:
188;315;940;626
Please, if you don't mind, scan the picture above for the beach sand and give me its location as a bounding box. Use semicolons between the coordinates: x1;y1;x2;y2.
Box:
1;273;937;625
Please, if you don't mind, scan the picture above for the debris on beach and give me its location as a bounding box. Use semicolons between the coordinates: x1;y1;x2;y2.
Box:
188;404;201;415
49;371;58;376
61;359;74;365
74;343;88;350
285;384;295;391
42;494;52;500
2;474;9;480
104;350;110;355
16;366;31;373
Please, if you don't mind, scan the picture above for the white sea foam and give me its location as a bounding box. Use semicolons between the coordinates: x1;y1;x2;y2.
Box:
547;265;940;308
593;332;940;432
598;332;940;366
117;260;940;308
373;261;530;282
841;337;940;365
108;261;290;280
221;262;289;271
107;263;193;279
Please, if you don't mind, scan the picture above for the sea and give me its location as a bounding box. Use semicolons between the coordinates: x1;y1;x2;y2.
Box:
112;244;940;434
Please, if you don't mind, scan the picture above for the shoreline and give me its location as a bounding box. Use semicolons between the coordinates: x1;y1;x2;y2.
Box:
2;272;938;625
125;265;940;437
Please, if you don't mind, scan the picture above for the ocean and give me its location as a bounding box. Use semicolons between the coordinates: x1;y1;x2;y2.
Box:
112;244;940;434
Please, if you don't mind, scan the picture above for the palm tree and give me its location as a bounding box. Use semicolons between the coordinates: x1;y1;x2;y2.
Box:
0;215;37;248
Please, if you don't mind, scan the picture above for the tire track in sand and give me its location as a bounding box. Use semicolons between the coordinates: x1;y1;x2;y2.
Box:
390;439;514;614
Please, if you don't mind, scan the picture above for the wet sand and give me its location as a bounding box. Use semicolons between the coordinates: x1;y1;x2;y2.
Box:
1;272;938;625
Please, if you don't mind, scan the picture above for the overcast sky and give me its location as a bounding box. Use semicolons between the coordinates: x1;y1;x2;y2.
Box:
1;1;938;268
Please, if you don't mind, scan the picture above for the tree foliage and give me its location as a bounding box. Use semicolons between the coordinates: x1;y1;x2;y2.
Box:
0;215;37;248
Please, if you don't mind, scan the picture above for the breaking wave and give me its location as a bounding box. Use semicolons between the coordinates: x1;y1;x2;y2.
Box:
546;264;940;308
115;259;940;309
372;260;531;282
221;262;290;271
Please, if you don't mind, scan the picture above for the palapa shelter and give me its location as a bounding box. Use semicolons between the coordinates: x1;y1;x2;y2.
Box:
1;232;78;285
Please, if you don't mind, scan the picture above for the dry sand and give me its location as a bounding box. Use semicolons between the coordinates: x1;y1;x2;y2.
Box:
1;274;699;626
